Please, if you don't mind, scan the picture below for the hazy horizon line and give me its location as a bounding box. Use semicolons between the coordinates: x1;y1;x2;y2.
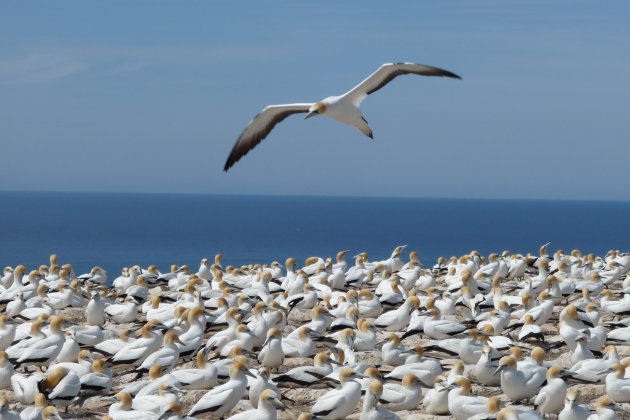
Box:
2;188;630;204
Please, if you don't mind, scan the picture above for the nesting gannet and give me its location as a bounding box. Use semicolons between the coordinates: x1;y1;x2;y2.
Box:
248;367;282;409
108;392;151;419
132;383;181;414
105;296;139;324
274;352;336;388
258;328;284;370
311;367;364;419
119;365;176;398
226;389;285;420
170;350;218;390
281;326;314;358
442;377;488;420
9;317;46;352
474;346;501;386
352;318;377;351
223;62;460;170
422;308;467;339
384;346;441;385
588;395;624;419
10;316;66;368
558;390;591;420
17;393;47;420
572;335;595;365
0;266;14;289
422;376;449;415
188;359;254;417
379;374;422;411
220;324;257;357
37;367;81;408
70;324;105;347
175;307;206;357
111;321;163;366
90;328;134;357
136;331;183;377
360;379;399;420
374;296;419;331
533;366;568;415
77;358;113;399
47;281;72;310
495;356;546;403
0;351;14;389
603;363;630;402
5;292;26;318
569;345;620;383
84;290;107;326
48;349;94;377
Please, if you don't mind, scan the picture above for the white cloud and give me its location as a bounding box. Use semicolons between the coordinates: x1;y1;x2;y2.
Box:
0;43;293;85
0;53;87;85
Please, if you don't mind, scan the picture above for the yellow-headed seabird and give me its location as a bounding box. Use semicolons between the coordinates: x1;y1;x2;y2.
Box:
223;62;460;170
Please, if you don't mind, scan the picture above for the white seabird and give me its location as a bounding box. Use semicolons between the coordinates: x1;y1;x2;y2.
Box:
223;62;460;170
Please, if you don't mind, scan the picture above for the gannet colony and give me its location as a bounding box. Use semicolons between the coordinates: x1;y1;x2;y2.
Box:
1;246;630;419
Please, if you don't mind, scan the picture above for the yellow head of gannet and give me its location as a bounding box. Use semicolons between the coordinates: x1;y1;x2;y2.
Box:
531;347;545;365
48;316;65;333
283;258;296;271
367;379;383;399
148;364;163;380
92;358;106;373
258;389;285;409
450;361;465;376
594;395;620;412
42;367;69;392
33;393;47;408
363;367;383;382
546;366;563;380
486;396;502;415
187;306;205;324
338;367;362;383
449;377;472;394
508;347;522;360
401;374;420;389
42;407;62;420
229;359;254;379
494;356;517;375
339;328;356;346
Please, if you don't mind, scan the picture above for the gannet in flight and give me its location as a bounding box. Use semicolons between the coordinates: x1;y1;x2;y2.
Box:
223;62;461;171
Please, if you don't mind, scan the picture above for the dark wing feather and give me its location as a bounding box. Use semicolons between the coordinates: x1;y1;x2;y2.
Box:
223;103;311;171
367;67;459;95
344;62;461;105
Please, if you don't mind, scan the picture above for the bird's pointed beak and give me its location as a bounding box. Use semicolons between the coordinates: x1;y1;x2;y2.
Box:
493;365;506;376
273;398;287;409
439;383;456;393
304;111;316;119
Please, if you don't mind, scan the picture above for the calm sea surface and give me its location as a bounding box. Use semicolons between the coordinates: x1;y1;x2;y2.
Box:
1;191;628;280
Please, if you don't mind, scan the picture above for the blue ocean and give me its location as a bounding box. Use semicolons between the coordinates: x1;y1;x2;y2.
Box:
1;191;628;280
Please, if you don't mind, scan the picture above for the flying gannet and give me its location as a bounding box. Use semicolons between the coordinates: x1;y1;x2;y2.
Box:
223;62;461;170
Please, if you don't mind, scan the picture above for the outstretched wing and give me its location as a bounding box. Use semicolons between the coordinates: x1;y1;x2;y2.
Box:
344;62;461;105
223;103;312;171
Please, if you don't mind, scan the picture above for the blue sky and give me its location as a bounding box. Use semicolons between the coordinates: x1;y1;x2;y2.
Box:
1;1;629;200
